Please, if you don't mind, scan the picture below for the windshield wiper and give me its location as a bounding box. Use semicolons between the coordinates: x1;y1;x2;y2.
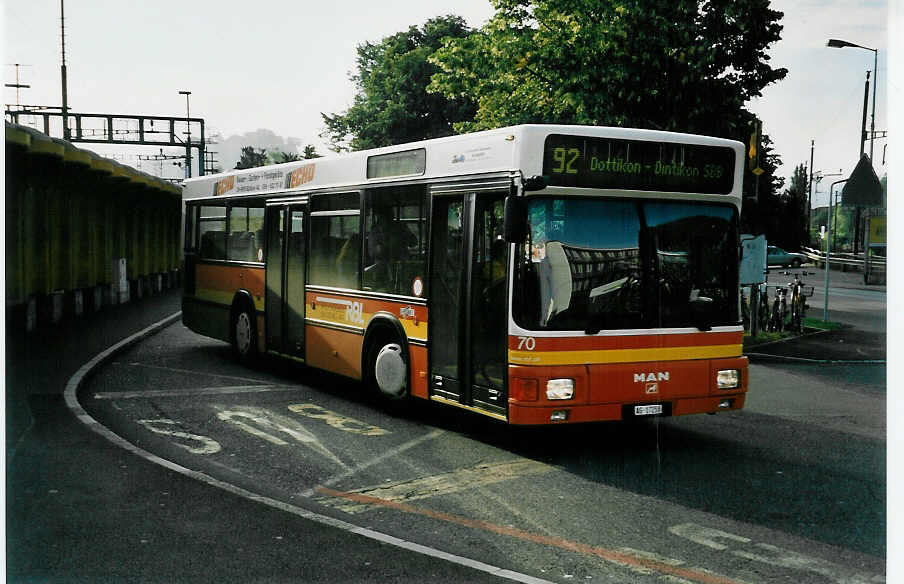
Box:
584;314;606;335
689;294;714;332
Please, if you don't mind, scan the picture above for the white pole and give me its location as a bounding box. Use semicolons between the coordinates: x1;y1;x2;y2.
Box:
824;180;847;321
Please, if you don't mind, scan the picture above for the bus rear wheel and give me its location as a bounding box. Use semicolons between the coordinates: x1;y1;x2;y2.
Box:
232;304;258;365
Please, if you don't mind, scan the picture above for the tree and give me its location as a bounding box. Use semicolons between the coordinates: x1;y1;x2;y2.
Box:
270;151;301;164
234;146;269;169
429;0;786;140
267;145;322;164
739;132;784;237
779;163;809;250
302;145;322;159
321;15;477;151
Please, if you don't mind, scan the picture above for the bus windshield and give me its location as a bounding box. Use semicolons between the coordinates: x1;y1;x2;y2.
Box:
513;198;739;332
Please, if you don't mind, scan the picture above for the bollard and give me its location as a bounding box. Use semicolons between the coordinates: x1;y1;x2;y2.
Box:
94;285;104;311
26;297;37;332
51;291;64;323
74;290;84;317
112;258;129;304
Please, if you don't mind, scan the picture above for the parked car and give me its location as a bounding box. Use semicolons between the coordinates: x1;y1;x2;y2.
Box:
766;245;806;268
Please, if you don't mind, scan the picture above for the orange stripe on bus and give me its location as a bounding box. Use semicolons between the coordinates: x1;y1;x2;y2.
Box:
196;264;265;306
306;291;428;340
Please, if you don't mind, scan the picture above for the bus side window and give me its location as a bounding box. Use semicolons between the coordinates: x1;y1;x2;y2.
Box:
310;193;361;289
363;185;426;295
227;204;265;262
184;204;198;252
199;204;227;260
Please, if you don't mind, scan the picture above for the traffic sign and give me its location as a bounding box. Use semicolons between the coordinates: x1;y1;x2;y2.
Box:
842;155;883;206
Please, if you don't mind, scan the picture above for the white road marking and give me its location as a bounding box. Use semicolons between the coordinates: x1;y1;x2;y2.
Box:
299;428;445;498
614;548;697;584
114;361;273;384
669;523;750;550
670;523;884;584
93;384;299;400
136;419;222;454
316;459;553;514
216;405;348;468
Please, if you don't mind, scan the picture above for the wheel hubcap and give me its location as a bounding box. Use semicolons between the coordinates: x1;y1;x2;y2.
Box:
236;313;251;354
374;344;406;398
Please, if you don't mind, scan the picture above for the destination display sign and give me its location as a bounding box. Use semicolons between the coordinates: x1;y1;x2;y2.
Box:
542;134;735;194
367;148;426;179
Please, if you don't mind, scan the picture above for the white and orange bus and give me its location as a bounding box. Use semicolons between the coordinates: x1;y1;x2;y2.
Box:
181;124;747;424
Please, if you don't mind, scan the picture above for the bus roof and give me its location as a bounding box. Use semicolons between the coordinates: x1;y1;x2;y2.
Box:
181;124;744;203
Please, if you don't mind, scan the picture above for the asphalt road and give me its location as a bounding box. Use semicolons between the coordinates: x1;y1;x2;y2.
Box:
80;322;887;584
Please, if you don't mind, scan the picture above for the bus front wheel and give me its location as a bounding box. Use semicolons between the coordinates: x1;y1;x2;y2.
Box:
231;303;258;365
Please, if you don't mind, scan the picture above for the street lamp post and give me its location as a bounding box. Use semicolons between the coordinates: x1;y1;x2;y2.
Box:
827;39;878;162
827;39;878;255
179;90;192;178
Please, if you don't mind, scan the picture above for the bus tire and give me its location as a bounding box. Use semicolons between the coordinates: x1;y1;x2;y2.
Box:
365;333;410;404
231;300;258;365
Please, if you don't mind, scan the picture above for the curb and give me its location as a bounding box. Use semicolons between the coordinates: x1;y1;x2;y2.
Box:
744;326;831;349
745;352;886;365
62;312;552;584
63;312;183;419
744;326;885;365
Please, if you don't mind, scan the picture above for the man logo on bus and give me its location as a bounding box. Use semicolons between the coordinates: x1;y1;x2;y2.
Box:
634;372;669;383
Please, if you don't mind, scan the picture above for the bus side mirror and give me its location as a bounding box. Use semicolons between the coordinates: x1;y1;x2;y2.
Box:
504;196;527;243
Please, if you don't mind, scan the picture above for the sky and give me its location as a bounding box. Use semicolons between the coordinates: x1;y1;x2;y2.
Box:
1;0;894;209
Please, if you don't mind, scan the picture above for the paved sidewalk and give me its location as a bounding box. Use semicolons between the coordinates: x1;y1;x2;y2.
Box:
6;288;501;583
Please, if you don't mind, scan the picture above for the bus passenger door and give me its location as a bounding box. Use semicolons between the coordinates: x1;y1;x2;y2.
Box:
429;189;509;418
429;195;466;402
265;203;307;357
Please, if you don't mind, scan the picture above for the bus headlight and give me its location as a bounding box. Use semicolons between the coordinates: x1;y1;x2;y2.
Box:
546;379;575;400
716;369;740;389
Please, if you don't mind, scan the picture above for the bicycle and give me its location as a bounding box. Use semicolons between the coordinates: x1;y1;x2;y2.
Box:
784;271;815;334
767;284;787;333
757;282;770;333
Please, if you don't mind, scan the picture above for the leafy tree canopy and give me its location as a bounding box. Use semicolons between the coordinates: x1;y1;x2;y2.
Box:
739;133;785;236
429;0;787;140
236;144;322;169
322;15;477;151
234;146;269;169
270;151;301;164
772;162;809;250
